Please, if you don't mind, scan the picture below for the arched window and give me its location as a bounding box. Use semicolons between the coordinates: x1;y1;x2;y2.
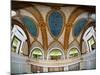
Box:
82;26;96;52
73;18;88;37
68;48;79;58
87;36;96;51
31;48;43;60
48;11;64;38
11;35;21;53
22;16;38;37
49;49;63;60
11;25;27;54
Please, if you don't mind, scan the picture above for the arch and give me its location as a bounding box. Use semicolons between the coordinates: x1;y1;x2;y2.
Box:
68;39;80;50
22;16;38;38
29;40;44;59
67;47;80;58
11;19;30;56
30;47;44;60
82;26;96;52
80;22;96;53
47;10;65;38
47;48;65;60
67;39;81;58
12;25;27;39
11;25;28;55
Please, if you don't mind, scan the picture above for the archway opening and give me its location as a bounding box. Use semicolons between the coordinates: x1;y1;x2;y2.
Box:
49;49;63;60
31;48;43;60
68;48;79;58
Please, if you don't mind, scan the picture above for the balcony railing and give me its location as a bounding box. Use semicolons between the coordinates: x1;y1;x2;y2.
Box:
11;50;96;67
27;56;81;67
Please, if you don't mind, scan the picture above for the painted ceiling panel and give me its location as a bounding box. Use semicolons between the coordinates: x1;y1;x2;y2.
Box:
73;18;88;37
48;11;63;38
22;16;38;37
